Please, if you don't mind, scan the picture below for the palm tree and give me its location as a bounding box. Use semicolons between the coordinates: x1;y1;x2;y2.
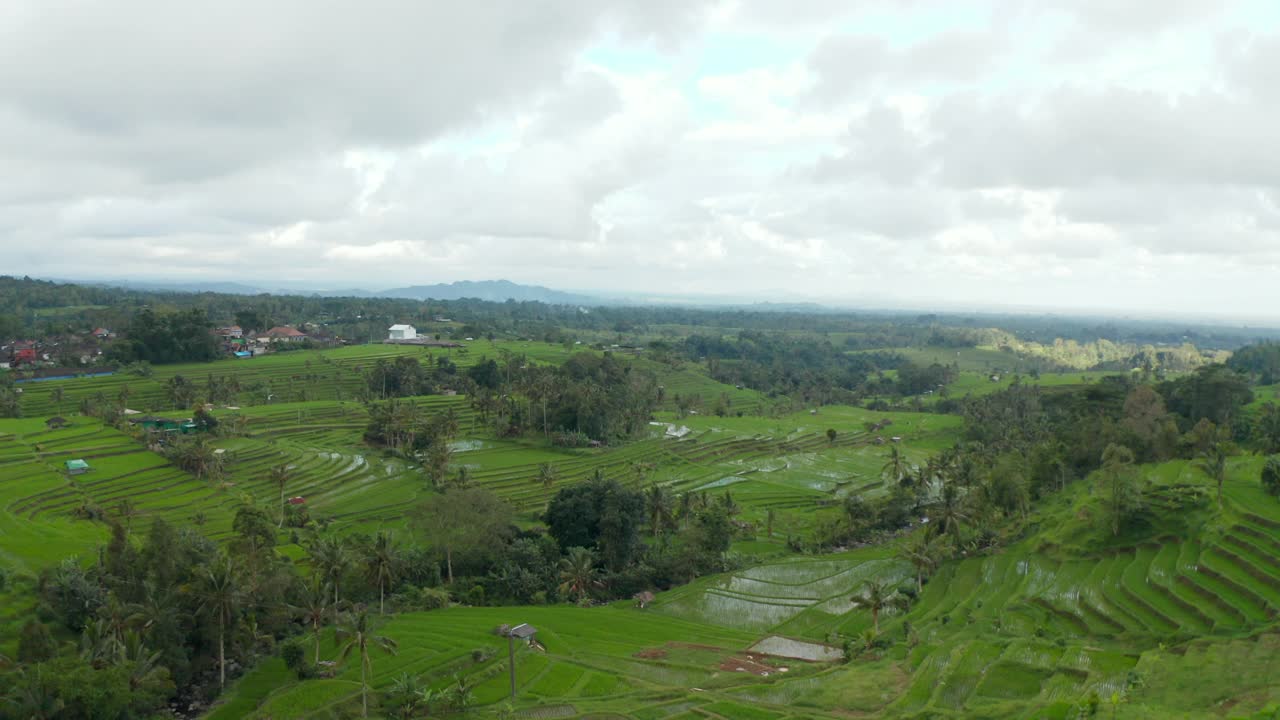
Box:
898;532;944;594
270;463;292;528
116;499;141;539
850;579;908;634
293;577;331;664
535;462;558;489
677;492;695;529
195;554;240;689
645;484;674;537
882;446;909;485
933;481;971;547
336;607;399;719
364;531;398;615
120;631;170;694
309;535;350;622
558;547;600;603
1196;441;1230;508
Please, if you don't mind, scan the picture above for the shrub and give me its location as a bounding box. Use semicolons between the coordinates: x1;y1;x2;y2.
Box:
395;586;450;611
18;620;56;663
281;640;306;673
471;647;495;663
1262;456;1280;497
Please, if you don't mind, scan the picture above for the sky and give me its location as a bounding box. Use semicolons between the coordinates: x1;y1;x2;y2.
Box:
2;0;1279;318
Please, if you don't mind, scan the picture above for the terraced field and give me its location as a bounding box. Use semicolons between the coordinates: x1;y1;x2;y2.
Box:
14;340;581;417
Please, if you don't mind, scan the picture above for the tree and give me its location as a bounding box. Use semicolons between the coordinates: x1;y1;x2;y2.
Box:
882;446;909;485
364;531;399;615
1262;456;1280;497
933;481;971;546
1100;444;1141;537
899;532;945;594
1195;441;1231;508
271;463;292;528
167;437;225;481
544;477;645;571
644;484;674;537
293;577;331;665
50;387;65;415
826;428;837;444
850;579;908;634
309;535;351;621
535;462;558;489
410;488;513;584
195;553;240;689
336;607;399;719
557;546;601;603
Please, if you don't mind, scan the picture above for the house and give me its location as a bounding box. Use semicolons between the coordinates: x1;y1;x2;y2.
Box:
92;328;114;339
65;459;90;475
260;326;308;342
215;325;244;339
288;496;307;505
9;341;38;367
388;324;417;341
45;416;68;430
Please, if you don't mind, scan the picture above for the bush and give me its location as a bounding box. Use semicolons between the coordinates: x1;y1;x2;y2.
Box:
471;647;495;663
18;620;56;663
1262;457;1280;497
281;640;306;673
394;586;450;611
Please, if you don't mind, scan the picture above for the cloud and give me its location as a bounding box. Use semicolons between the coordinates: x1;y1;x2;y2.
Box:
1;2;1279;318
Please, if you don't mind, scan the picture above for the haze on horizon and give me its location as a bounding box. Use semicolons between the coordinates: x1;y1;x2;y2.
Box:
2;1;1279;318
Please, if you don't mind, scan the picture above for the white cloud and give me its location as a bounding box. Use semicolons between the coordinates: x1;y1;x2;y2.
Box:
1;1;1279;318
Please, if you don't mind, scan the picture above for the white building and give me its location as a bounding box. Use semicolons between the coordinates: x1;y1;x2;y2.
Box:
388;324;417;340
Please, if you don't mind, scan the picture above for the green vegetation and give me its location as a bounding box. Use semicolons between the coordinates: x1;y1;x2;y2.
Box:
6;278;1280;719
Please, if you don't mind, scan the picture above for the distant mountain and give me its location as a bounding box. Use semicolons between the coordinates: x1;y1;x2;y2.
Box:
82;279;273;295
376;279;598;305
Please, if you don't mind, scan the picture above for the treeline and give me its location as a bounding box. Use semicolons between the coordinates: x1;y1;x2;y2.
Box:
365;351;659;447
681;332;900;404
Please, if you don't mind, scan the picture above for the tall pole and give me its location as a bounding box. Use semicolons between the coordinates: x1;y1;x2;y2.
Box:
508;632;516;699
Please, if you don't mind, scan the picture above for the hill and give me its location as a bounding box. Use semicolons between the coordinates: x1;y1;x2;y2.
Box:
376;279;598;305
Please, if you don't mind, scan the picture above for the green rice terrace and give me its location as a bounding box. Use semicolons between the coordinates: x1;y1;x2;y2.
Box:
5;312;1280;719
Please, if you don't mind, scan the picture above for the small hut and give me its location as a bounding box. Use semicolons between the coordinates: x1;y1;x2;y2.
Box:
633;590;656;609
45;416;68;430
65;459;90;475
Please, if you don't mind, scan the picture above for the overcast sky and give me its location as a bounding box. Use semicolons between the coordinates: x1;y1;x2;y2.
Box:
2;1;1279;317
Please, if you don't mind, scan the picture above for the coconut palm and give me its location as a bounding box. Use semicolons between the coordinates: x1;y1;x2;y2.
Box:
336;607;399;719
535;462;558;489
1195;441;1230;508
364;531;399;615
195;554;240;689
882;446;909;485
292;577;331;664
558;546;601;603
933;480;971;547
850;579;909;634
270;463;292;528
309;535;350;622
645;484;674;537
898;532;945;594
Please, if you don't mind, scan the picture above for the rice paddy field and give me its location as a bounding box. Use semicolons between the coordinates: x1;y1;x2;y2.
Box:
208;455;1280;718
6;342;1280;718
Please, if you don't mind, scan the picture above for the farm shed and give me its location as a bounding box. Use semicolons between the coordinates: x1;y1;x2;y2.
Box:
45;416;68;430
388;324;417;340
65;459;90;475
